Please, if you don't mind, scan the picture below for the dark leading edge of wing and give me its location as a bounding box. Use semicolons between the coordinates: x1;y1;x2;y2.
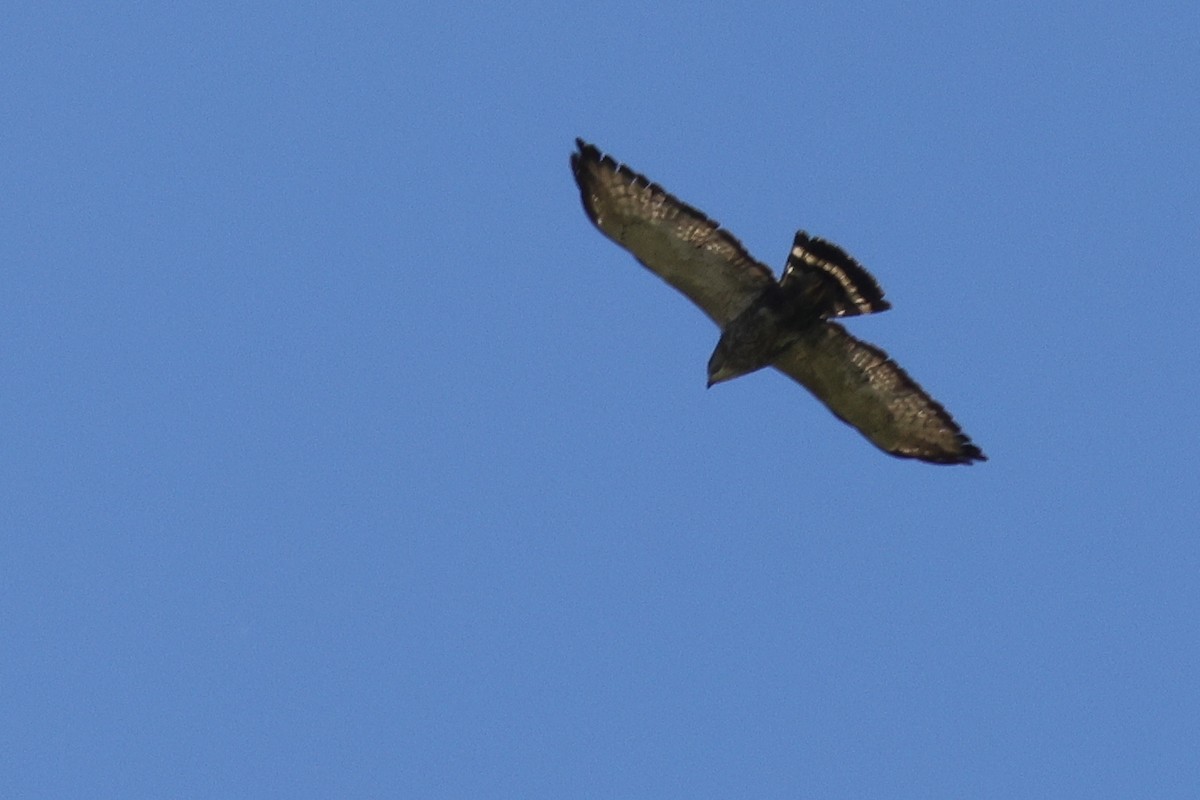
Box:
570;139;775;326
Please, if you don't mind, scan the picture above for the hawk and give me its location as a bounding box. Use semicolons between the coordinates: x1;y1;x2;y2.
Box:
571;139;985;465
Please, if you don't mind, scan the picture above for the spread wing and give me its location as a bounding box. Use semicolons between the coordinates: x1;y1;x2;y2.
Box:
780;231;890;317
773;323;986;464
571;139;775;326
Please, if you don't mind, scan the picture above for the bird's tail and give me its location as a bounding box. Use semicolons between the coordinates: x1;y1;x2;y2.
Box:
781;231;891;318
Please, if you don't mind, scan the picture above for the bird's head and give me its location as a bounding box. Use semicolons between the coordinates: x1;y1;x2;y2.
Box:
706;344;741;388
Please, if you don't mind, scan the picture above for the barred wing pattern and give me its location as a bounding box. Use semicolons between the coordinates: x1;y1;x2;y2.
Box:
773;323;985;463
571;140;774;326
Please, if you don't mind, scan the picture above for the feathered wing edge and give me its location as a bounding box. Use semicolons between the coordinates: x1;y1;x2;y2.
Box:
773;322;986;465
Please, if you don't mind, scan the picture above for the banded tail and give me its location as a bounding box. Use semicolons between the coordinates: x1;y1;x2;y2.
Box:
781;231;890;318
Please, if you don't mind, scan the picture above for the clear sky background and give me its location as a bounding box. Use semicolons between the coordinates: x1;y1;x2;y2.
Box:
4;2;1198;797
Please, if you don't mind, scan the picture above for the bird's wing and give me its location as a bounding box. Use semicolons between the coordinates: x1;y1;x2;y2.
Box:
773;322;986;464
780;231;890;317
571;139;775;327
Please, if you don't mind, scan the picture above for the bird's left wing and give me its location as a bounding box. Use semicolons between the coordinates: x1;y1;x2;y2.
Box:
571;139;775;327
773;322;986;464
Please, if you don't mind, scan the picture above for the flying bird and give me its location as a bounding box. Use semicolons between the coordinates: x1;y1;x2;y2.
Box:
570;139;985;465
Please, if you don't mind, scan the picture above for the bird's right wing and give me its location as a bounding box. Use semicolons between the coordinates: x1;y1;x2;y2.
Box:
773;322;986;464
571;139;775;327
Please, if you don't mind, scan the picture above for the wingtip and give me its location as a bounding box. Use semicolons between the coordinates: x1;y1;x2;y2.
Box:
573;138;600;162
899;448;987;466
963;445;988;464
921;440;987;465
953;433;988;464
571;139;606;228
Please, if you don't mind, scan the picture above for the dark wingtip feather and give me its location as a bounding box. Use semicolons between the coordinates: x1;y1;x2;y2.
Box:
571;139;605;227
892;440;987;465
905;432;987;465
961;444;988;464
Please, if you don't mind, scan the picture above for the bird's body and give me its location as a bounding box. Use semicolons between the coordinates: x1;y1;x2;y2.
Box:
570;139;985;465
708;286;801;386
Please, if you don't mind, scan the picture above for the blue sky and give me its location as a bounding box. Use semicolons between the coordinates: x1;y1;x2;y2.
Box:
3;2;1198;796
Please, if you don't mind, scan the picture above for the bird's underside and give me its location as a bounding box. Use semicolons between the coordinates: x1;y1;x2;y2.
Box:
570;138;985;465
